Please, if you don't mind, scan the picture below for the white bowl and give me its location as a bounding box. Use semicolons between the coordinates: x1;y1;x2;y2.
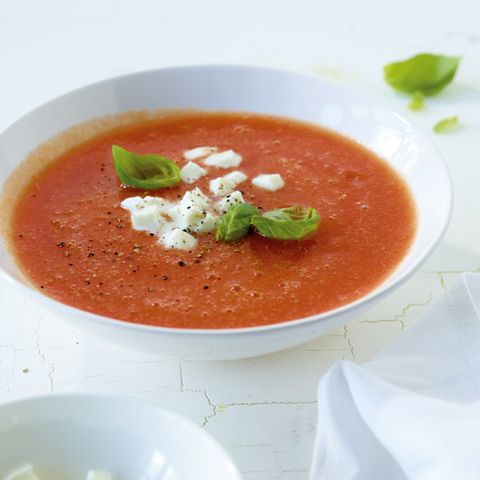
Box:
0;393;241;480
0;65;452;360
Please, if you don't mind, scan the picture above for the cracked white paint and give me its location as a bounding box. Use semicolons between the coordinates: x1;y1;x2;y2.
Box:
0;265;474;479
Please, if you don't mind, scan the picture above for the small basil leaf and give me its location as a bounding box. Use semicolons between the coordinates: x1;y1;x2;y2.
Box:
251;206;319;240
433;116;459;134
384;53;461;96
408;91;424;111
112;145;181;190
216;203;260;242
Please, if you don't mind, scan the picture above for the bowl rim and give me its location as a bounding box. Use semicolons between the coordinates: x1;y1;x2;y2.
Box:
0;64;454;336
0;391;242;477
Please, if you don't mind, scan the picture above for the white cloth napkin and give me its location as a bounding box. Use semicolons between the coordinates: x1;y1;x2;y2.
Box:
310;273;480;480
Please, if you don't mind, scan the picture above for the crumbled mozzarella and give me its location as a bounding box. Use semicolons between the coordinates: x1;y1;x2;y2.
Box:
162;228;197;250
131;204;164;234
85;471;112;480
183;146;217;161
180;161;207;184
120;196;144;210
252;173;285;191
223;170;248;185
171;188;219;232
167;204;181;223
177;205;205;231
180;187;210;211
121;185;220;250
216;191;246;214
120;147;287;250
143;196;171;212
209;177;235;196
203;150;242;168
121;196;171;213
193;212;218;233
3;465;39;480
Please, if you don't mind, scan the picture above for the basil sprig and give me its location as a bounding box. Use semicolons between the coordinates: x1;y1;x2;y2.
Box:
384;53;460;110
112;145;181;190
216;203;259;242
251;206;319;240
384;53;460;95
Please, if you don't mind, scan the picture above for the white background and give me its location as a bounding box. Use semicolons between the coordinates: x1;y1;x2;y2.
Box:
1;1;479;478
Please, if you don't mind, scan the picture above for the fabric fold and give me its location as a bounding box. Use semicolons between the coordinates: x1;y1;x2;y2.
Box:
310;273;480;480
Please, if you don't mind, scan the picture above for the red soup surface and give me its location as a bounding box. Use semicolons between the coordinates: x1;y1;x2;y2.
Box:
8;112;416;329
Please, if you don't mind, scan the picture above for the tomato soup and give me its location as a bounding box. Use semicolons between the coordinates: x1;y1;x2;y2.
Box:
4;112;416;328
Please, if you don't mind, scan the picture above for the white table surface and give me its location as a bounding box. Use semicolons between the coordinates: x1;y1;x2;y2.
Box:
1;1;479;478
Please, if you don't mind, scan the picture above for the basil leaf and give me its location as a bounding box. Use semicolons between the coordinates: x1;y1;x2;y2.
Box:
216;203;259;242
408;90;424;111
384;53;461;96
251;206;319;240
433;115;459;134
112;145;181;190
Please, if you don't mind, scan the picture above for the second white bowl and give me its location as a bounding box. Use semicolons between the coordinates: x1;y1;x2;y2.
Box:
0;393;241;480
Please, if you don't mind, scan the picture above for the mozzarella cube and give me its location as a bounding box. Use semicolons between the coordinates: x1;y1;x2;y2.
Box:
209;177;235;196
143;196;171;213
178;205;205;231
183;146;217;160
162;228;198;250
252;173;285;191
203;150;242;168
194;212;218;233
216;191;245;214
85;471;112;480
180;187;210;211
131;205;163;234
167;205;181;223
180;161;207;184
120;196;144;211
224;170;248;185
3;465;39;480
